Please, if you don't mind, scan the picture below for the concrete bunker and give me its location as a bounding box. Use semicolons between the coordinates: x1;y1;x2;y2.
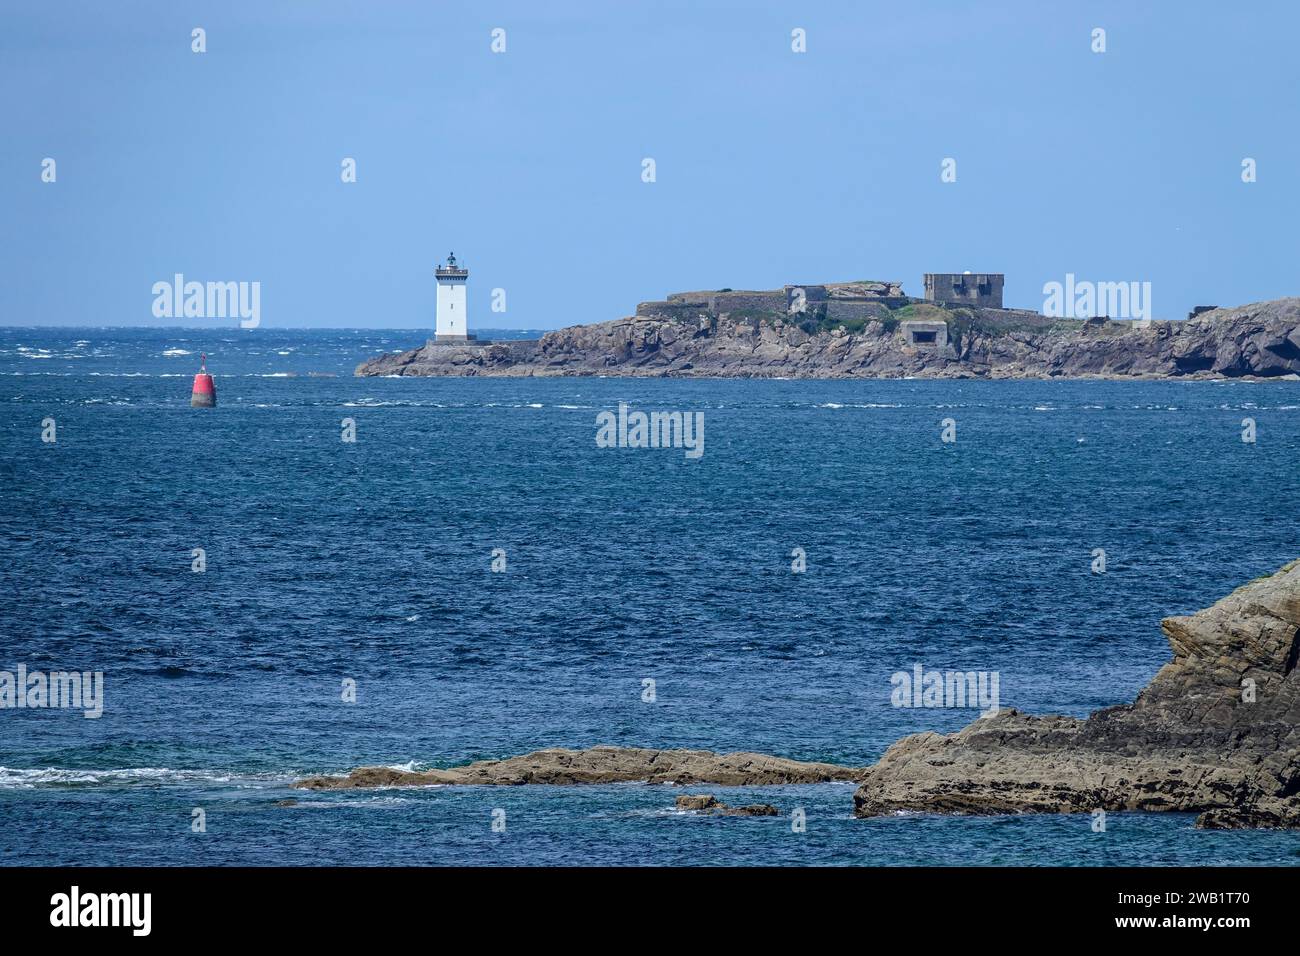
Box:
899;320;948;348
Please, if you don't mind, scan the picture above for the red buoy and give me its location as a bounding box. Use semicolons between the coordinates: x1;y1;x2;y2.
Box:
191;353;216;408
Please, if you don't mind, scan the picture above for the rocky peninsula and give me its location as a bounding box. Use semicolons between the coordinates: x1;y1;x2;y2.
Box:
854;558;1300;830
294;561;1300;829
357;284;1300;380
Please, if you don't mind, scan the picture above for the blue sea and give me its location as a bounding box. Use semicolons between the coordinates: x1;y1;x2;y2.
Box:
3;326;1300;866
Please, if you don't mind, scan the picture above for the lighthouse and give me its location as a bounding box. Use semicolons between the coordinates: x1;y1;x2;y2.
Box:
434;251;472;343
191;353;216;408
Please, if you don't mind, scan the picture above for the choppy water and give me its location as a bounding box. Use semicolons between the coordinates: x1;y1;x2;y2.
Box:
2;326;1300;865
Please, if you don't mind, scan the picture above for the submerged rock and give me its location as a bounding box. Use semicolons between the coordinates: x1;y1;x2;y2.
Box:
674;794;780;816
675;794;722;811
295;746;861;791
853;559;1300;829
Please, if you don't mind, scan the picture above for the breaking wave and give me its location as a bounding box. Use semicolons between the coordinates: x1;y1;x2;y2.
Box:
0;766;293;790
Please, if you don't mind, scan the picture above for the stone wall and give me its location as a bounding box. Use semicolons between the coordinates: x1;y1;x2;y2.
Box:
650;290;786;314
635;300;713;319
826;300;893;322
785;284;909;314
711;292;786;313
643;282;909;319
665;292;712;306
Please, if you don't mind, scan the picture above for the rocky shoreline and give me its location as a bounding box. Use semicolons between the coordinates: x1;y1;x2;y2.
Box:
357;295;1300;380
294;746;862;790
295;560;1300;830
853;558;1300;830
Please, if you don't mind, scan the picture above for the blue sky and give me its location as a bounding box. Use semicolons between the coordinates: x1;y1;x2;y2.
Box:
3;1;1297;329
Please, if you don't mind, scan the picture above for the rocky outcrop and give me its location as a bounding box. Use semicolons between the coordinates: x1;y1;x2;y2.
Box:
853;559;1300;829
294;746;861;790
356;298;1300;380
674;794;722;811
674;794;779;816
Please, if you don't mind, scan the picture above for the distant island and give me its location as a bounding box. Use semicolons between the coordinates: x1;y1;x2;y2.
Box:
356;273;1300;379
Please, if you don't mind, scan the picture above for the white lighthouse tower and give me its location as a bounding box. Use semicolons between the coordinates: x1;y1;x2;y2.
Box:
434;251;472;343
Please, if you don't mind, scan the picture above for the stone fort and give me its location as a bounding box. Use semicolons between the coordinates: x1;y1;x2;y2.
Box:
636;273;1004;321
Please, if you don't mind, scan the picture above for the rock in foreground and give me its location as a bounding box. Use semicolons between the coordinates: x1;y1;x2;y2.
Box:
853;559;1300;829
295;746;861;790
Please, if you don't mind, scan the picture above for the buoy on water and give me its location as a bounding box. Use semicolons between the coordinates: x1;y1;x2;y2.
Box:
191;353;216;408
